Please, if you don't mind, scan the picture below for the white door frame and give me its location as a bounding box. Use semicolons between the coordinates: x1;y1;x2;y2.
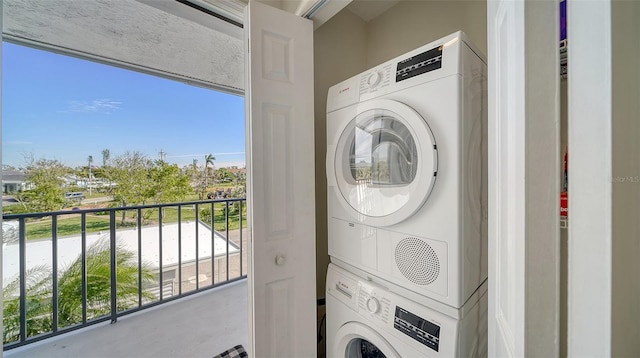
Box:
0;0;4;358
487;0;560;356
1;3;4;357
566;0;614;355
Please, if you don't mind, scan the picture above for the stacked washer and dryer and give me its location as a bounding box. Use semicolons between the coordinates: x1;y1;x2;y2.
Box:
325;32;488;357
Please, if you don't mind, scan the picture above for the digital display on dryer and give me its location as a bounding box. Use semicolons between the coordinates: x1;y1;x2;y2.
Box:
396;46;443;82
394;306;440;352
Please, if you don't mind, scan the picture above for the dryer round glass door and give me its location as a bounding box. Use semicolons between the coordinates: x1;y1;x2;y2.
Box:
332;99;438;226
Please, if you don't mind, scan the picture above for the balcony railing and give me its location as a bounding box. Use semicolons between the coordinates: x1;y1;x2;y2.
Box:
2;198;247;350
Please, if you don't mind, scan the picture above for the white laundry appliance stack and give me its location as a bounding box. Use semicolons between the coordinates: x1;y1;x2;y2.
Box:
325;31;488;357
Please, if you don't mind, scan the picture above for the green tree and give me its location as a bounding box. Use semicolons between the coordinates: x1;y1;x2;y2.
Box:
193;170;208;200
18;158;69;212
230;185;246;199
103;151;153;224
3;240;155;344
185;159;206;199
149;160;192;211
199;206;213;224
105;153;194;222
233;169;246;198
214;167;235;184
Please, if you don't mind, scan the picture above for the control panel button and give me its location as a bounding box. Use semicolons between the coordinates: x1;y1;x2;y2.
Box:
367;72;382;88
366;297;380;313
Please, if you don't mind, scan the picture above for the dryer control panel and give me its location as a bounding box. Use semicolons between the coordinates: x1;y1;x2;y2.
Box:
359;63;393;96
396;45;443;82
359;44;443;98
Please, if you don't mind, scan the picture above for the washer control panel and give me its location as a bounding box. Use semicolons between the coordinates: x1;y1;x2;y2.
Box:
358;283;392;324
327;264;462;355
394;306;441;352
327;269;360;311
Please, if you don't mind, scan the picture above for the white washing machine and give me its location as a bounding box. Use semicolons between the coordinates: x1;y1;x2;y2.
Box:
326;263;487;358
326;31;487;308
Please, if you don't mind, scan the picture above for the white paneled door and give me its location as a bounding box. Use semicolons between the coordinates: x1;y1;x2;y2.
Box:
488;2;526;354
488;0;560;357
245;1;316;357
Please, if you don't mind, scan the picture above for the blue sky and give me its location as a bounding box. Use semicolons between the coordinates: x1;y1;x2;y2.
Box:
2;42;245;169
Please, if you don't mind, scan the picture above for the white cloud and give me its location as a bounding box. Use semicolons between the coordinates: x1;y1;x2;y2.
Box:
64;99;123;114
4;140;33;145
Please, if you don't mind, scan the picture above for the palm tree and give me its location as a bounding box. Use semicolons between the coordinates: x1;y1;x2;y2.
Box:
102;149;110;167
87;155;94;195
2;239;155;344
57;239;155;324
204;154;215;188
2;265;53;343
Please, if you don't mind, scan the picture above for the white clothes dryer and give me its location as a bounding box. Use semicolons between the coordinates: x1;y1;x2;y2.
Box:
326;31;487;308
326;263;487;358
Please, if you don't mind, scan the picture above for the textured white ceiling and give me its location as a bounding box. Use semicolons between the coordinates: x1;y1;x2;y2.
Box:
3;0;244;93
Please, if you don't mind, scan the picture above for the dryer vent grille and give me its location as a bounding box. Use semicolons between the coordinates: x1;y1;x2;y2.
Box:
395;237;440;285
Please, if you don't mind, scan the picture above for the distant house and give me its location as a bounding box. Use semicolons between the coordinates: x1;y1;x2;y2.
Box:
65;175;115;190
2;170;32;194
63;175;83;188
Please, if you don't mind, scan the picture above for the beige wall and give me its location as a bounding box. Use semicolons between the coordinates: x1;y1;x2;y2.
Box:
313;1;487;300
612;0;640;355
313;9;368;298
366;0;487;67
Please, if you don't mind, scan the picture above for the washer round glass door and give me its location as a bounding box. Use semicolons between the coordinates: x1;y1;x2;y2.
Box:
334;322;399;358
332;99;437;226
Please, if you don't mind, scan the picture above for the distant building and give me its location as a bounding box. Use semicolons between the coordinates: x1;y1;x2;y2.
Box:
226;166;246;176
66;175;116;189
2;170;32;194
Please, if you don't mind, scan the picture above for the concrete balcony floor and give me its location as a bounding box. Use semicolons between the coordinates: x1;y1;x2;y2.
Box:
5;279;248;358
